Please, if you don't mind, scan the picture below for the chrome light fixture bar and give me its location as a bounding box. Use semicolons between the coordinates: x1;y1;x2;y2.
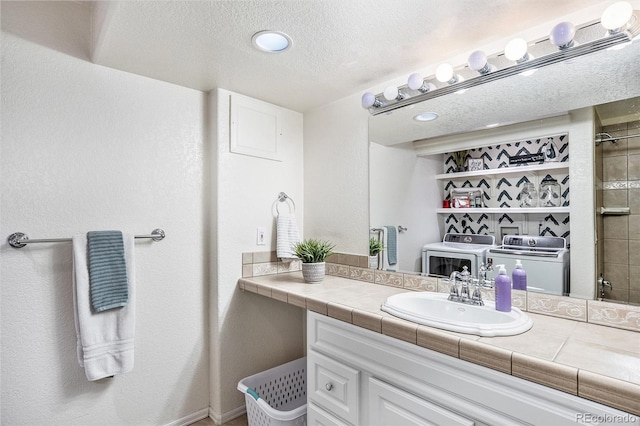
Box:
365;5;639;116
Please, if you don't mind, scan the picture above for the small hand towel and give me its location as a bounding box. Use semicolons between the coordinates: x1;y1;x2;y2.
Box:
87;230;128;312
73;233;136;381
384;226;397;265
276;212;301;260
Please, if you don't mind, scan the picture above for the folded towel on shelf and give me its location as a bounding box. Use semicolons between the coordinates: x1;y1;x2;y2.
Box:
276;212;301;260
384;225;397;265
87;231;128;312
72;232;136;381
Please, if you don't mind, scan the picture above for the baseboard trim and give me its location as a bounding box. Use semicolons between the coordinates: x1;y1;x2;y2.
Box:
165;408;210;426
209;405;246;425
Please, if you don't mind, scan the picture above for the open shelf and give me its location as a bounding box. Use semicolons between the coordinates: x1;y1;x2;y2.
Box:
435;162;569;181
436;207;570;214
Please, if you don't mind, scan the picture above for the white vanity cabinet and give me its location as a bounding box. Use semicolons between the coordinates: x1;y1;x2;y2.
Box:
307;312;637;426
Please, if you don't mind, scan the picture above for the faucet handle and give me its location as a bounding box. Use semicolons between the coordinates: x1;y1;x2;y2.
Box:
449;271;460;298
471;281;484;305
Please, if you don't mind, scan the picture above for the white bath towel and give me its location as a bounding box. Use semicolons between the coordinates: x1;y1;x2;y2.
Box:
72;233;136;381
276;212;301;259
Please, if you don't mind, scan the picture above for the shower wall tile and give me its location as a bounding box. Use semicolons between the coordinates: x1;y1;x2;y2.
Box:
603;215;628;240
629;215;640;240
603;239;628;265
603;156;628;182
603;264;629;295
628;154;640;180
629;240;640;266
630;266;640;292
628;136;640;156
603;189;628;207
629;189;640;213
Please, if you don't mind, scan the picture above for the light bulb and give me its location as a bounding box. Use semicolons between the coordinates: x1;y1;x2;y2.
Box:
361;92;377;108
550;22;576;49
468;50;487;71
383;86;399;101
468;50;495;75
601;1;634;31
505;38;529;62
407;73;436;92
435;63;454;83
407;73;424;90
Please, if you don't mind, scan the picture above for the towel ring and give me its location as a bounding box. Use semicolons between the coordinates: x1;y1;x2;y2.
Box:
275;192;295;215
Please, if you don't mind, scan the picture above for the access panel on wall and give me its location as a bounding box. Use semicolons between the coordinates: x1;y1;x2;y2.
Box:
230;93;283;161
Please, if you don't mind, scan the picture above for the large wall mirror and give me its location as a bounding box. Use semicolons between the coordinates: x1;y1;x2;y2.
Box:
369;38;640;303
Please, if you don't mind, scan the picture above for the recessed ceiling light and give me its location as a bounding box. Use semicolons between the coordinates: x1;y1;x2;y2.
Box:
413;112;439;122
252;31;292;53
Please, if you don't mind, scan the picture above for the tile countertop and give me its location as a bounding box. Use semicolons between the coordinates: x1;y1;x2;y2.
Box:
238;272;640;416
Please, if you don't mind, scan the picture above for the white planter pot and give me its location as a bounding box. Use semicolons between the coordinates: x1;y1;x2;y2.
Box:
368;256;379;269
301;262;325;283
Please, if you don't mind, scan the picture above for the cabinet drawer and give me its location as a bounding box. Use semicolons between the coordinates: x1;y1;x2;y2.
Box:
308;350;359;425
368;377;475;426
308;402;351;426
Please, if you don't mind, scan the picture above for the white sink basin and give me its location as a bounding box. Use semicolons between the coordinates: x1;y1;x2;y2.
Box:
381;292;533;337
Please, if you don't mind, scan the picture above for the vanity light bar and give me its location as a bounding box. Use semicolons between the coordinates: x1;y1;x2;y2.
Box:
366;7;640;116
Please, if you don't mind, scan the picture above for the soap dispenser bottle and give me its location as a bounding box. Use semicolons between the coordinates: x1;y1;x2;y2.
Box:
512;259;527;290
494;265;511;312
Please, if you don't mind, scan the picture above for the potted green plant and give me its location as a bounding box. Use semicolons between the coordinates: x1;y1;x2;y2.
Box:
292;239;335;283
452;150;468;172
369;237;384;269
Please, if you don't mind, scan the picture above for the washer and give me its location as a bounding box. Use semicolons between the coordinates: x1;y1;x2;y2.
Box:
488;235;570;296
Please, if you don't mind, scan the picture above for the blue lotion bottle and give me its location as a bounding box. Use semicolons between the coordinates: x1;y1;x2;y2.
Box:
512;259;527;290
494;264;512;312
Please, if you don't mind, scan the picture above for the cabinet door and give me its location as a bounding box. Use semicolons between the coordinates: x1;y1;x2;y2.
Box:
308;402;351;426
368;377;475;426
308;350;359;425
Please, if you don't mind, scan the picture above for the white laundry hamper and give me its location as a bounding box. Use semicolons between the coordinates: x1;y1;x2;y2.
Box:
237;357;307;426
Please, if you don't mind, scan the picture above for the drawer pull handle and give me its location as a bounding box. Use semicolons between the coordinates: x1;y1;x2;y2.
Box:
325;383;333;391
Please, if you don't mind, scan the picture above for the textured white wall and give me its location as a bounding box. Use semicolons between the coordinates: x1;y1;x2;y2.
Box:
303;93;370;254
1;31;209;425
209;89;305;421
369;144;443;272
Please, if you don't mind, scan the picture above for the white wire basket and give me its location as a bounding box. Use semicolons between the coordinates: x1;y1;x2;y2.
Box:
237;357;307;426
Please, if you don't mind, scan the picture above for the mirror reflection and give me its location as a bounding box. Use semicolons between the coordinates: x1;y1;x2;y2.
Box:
369;41;640;304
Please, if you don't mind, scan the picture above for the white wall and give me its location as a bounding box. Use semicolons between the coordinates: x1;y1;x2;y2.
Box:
303;93;370;254
1;30;209;425
369;143;442;272
209;89;305;422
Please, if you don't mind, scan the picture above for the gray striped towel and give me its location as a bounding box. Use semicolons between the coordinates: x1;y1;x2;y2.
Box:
384;226;397;265
87;231;128;312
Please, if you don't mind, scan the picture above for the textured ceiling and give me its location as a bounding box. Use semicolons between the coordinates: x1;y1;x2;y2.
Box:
88;0;614;112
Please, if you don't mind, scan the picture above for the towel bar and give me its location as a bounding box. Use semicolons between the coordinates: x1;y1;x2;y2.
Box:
7;229;166;249
275;192;295;214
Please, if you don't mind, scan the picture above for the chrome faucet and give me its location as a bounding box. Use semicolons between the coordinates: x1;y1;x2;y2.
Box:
477;261;495;288
448;266;484;306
